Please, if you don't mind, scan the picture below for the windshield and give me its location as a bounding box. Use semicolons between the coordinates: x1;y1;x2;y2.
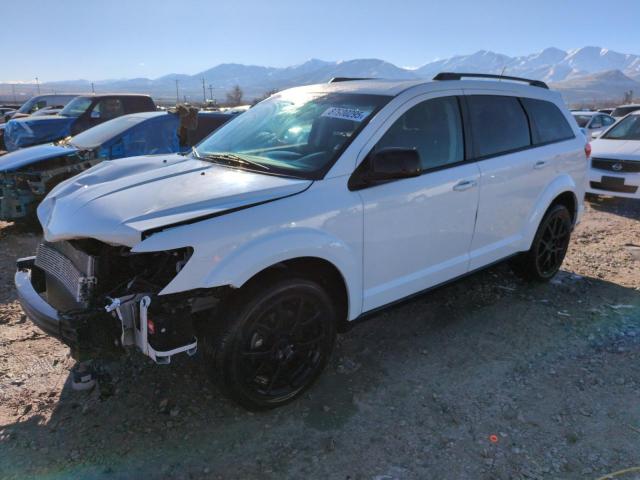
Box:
602;115;640;140
194;91;390;179
17;98;37;114
66;114;157;149
60;97;93;117
572;115;592;128
612;106;640;118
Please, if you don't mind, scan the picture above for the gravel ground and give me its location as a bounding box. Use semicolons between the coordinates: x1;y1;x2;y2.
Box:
0;197;639;480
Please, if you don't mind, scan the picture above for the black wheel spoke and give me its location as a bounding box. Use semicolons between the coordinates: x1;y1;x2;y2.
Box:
232;285;333;404
266;364;284;394
296;334;325;350
241;350;273;360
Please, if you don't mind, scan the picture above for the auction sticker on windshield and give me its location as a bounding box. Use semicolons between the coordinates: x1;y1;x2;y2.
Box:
321;107;370;122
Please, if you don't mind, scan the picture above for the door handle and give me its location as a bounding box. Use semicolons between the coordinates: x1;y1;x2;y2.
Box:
452;179;477;192
533;160;548;169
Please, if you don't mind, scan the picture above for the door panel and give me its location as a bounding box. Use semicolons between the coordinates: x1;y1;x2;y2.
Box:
469;148;553;269
360;163;480;311
356;93;479;312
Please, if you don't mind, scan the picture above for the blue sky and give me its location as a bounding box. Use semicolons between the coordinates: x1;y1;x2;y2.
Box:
4;0;640;81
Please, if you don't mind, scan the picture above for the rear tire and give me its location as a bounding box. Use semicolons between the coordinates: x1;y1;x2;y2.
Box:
205;277;337;410
511;204;573;282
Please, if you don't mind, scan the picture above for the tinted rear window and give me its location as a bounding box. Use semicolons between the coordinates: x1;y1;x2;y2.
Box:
572;115;591;128
521;98;574;144
612;106;640;117
467;95;531;158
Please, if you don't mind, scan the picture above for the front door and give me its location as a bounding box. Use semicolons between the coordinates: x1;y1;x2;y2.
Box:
356;94;480;312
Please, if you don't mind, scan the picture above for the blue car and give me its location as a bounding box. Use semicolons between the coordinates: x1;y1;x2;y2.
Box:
0;110;232;220
3;94;156;151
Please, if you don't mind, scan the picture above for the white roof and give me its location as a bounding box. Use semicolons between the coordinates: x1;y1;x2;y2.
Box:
572;111;599;116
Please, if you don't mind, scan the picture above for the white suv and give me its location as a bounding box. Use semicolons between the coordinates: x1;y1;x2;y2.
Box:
15;73;587;409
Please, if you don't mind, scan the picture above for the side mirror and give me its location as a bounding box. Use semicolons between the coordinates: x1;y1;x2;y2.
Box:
368;148;422;181
90;110;101;119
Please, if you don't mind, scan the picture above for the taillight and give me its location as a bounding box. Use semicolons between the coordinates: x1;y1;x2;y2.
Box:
584;143;592;159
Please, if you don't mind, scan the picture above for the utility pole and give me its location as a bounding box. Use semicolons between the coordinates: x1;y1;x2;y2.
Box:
208;84;214;103
175;79;180;105
91;82;95;94
201;78;206;104
35;77;40;94
11;84;16;103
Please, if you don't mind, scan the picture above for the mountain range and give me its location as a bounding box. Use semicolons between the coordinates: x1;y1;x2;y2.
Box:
2;46;639;105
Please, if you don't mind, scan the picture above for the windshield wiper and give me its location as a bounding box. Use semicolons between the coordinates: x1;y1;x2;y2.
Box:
193;150;270;171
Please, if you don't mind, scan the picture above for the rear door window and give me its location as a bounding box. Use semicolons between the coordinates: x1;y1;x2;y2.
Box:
520;98;574;144
466;95;531;158
93;98;125;120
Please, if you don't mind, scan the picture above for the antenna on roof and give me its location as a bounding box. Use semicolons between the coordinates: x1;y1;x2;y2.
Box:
499;66;507;82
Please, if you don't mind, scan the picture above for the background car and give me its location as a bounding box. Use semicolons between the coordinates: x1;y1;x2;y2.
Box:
611;104;640;119
3;94;156;151
588;111;640;199
0;107;17;123
572;111;616;139
30;106;65;117
3;94;79;122
0;110;233;220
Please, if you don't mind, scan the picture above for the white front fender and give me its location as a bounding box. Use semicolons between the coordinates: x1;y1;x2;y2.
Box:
194;229;361;319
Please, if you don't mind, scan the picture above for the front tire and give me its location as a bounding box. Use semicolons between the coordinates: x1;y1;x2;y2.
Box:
207;277;337;410
511;204;573;282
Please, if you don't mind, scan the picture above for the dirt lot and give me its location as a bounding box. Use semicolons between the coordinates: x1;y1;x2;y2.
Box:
1;197;639;480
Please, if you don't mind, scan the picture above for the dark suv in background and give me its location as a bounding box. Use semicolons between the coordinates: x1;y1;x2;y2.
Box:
3;94;156;151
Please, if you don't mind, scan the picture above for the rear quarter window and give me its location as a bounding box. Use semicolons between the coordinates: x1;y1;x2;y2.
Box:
124;96;156;113
466;95;531;158
521;98;575;145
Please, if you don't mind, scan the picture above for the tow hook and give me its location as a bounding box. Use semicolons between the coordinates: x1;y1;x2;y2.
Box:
105;297;121;313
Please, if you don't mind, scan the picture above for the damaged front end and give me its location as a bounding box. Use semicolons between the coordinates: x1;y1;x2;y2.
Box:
0;149;99;220
0;173;36;219
16;239;219;364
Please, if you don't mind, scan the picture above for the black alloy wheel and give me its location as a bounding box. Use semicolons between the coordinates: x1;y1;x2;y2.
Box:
512;203;573;281
209;277;336;410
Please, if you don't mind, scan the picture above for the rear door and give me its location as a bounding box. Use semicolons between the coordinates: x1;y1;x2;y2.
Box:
465;93;575;270
357;93;480;311
465;93;544;270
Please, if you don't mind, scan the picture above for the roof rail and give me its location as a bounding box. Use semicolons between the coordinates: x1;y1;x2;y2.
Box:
433;72;549;89
328;77;372;83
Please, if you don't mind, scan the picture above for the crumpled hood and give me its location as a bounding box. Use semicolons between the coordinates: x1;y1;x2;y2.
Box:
592;139;640;158
4;115;75;151
38;154;312;247
0;144;78;172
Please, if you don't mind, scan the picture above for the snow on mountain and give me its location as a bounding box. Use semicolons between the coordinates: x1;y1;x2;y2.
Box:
3;46;640;104
550;69;640;104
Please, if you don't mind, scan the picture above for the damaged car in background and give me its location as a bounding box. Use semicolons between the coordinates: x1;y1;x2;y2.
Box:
14;75;586;410
0;108;232;220
3;93;156;152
